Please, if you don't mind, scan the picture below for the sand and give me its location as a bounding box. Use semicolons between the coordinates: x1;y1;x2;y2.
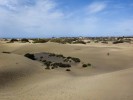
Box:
0;41;133;100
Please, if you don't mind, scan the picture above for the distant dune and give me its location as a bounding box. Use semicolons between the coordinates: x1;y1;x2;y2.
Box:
0;41;133;100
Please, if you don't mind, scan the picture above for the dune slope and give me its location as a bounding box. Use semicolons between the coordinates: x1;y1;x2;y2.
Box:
0;53;43;89
0;42;133;100
0;66;133;100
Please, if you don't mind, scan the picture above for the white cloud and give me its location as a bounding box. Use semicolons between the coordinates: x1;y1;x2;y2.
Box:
0;0;133;37
0;0;18;11
0;0;65;37
87;2;107;14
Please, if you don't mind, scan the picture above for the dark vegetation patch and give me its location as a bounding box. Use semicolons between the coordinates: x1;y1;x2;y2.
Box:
51;63;71;68
48;53;81;63
113;40;124;44
31;37;131;44
70;57;80;63
8;38;30;43
49;53;56;57
82;63;91;68
9;38;81;44
87;63;91;66
6;37;132;45
73;40;86;44
124;39;131;43
41;53;83;70
82;64;87;68
50;38;78;44
44;61;52;67
66;69;71;71
21;38;29;43
85;37;132;44
9;39;18;43
24;52;92;71
32;39;49;43
50;38;65;44
24;53;36;60
43;60;71;69
56;54;64;58
2;51;11;54
112;37;131;44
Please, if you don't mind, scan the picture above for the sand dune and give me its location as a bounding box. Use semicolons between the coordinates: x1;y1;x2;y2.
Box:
0;53;44;89
0;42;133;100
0;63;133;100
2;42;132;75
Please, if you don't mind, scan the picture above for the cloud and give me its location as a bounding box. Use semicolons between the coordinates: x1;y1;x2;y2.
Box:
0;0;19;11
0;0;65;37
0;0;133;37
87;2;107;14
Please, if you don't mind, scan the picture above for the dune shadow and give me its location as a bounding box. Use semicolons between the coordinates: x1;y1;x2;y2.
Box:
0;67;35;89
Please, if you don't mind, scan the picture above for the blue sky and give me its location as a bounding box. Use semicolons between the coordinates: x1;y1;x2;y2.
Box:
0;0;133;38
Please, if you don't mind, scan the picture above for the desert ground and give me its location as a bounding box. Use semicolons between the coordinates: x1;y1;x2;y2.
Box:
0;39;133;100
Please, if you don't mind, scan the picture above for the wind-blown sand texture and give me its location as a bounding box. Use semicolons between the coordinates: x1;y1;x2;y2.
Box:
0;41;133;100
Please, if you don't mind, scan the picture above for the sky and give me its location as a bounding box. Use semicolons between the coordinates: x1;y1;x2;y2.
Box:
0;0;133;38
